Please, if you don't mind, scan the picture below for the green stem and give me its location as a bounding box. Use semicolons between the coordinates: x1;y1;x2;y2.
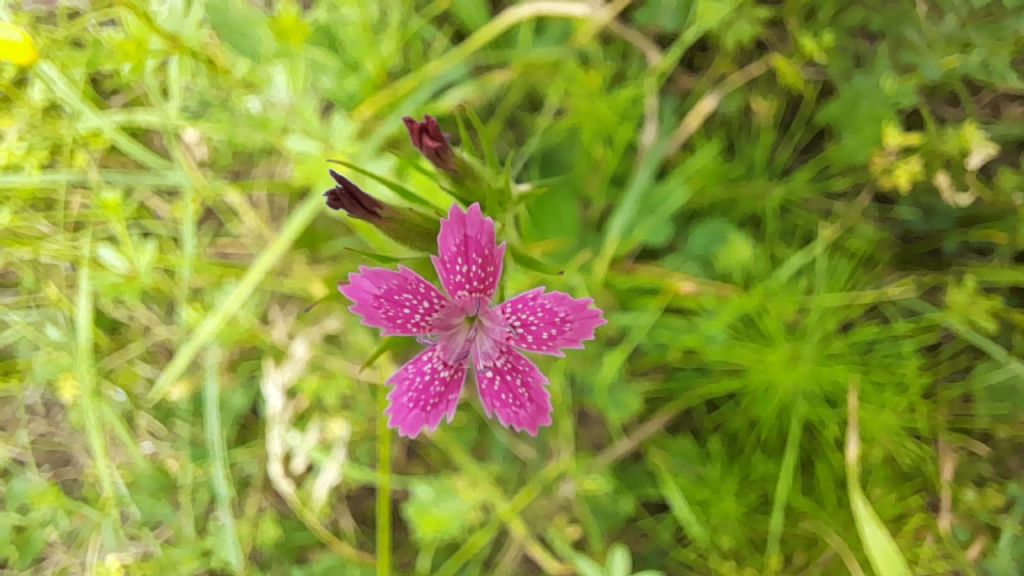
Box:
377;379;393;576
75;229;120;522
765;403;805;567
203;347;246;574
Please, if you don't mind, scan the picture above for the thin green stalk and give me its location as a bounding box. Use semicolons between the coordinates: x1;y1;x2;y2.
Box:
146;189;325;405
174;163;196;327
648;449;709;548
377;380;393;576
171;116;202;539
75;229;118;516
0;170;186;189
203;347;246;574
435;523;503;576
592;138;668;285
845;383;913;576
765;403;805;567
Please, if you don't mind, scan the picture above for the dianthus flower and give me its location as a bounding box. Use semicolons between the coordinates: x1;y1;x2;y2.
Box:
339;203;604;437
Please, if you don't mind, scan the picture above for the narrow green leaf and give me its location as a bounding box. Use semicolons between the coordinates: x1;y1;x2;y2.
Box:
765;405;805;564
849;486;913;576
327;159;439;212
847;385;913;576
344;247;429;266
647;449;709;547
203;347;245;574
509;243;564;276
453;111;479;160
463;107;499;174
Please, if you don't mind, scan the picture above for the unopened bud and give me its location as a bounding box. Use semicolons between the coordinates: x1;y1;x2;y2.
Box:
324;170;439;252
402;115;503;208
402;115;456;173
325;170;384;220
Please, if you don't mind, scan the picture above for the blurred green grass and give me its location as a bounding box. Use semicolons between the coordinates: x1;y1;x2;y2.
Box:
2;0;1024;574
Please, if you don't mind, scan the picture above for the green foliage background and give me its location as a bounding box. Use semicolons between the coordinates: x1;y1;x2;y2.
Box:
2;0;1023;574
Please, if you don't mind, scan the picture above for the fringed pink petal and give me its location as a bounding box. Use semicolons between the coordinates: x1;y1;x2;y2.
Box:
385;345;468;438
499;288;606;356
432;203;505;300
475;345;552;436
338;265;450;337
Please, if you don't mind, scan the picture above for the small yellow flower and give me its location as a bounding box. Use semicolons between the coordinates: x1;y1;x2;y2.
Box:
0;22;39;67
881;120;923;151
56;373;80;405
889;155;925;195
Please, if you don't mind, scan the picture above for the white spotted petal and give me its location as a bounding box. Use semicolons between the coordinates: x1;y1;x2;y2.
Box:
474;345;552;436
338;265;450;336
385;345;467;438
499;287;606;356
432;203;505;300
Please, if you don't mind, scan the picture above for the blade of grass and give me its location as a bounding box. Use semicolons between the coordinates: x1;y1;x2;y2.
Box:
647;448;709;548
765;403;805;567
377;364;393;576
75;229;120;520
0;170;186;189
146;189;324;405
327;159;440;213
592;137;668;285
169;127;203;542
846;381;913;576
799;521;866;576
415;543;437;575
203;346;246;574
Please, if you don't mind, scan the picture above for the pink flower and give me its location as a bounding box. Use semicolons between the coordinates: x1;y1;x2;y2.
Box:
339;203;605;438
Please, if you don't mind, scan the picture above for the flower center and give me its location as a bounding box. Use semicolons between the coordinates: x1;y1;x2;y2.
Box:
434;296;506;367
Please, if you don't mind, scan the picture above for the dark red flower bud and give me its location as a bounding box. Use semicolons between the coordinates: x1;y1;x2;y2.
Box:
323;168;440;251
402;115;456;173
325;169;383;221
